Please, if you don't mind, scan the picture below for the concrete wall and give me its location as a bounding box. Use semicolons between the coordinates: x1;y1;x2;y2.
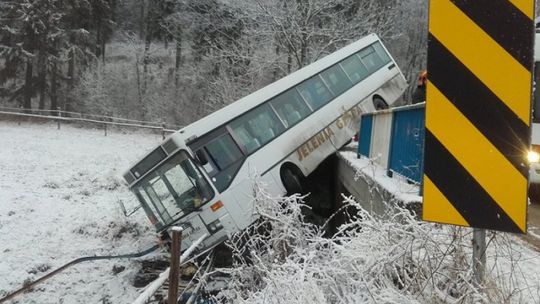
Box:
335;152;422;219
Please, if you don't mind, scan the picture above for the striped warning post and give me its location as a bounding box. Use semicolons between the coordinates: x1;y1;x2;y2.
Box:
423;0;535;233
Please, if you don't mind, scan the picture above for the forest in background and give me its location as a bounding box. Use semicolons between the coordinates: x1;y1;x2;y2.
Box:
0;0;428;126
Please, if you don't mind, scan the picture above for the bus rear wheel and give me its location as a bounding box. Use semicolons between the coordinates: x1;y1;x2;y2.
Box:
373;96;388;110
281;167;304;195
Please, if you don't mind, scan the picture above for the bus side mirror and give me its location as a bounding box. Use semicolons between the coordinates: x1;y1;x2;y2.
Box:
195;149;209;165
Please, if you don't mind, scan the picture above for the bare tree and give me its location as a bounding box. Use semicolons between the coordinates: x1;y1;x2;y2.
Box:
389;0;428;102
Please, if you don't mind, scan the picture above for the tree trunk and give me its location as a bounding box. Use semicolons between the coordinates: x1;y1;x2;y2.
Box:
96;21;102;58
37;51;47;110
142;2;153;95
101;38;106;64
273;42;280;80
135;58;144;119
23;60;33;110
50;61;58;112
143;38;151;94
287;49;292;74
139;0;146;39
300;40;307;68
65;48;75;111
298;26;308;68
175;36;182;87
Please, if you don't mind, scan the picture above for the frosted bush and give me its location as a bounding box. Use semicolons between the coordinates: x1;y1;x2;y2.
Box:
213;182;536;304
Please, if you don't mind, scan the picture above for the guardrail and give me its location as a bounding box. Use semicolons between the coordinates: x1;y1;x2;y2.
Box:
357;102;425;184
0;106;180;139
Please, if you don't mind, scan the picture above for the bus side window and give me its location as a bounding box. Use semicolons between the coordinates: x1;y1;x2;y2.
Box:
200;133;244;192
235;126;261;153
297;75;333;110
230;104;285;151
270;88;311;128
358;46;384;73
320;65;353;96
254;113;276;143
341;54;369;84
230;120;258;154
372;42;391;65
205;134;243;170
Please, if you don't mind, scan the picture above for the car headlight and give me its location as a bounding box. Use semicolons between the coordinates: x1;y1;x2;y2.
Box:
528;151;540;163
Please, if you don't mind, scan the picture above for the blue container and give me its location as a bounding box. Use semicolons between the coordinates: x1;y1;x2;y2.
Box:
388;107;425;183
357;114;374;158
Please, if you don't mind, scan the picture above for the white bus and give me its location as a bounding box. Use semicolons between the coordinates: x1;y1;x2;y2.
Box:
123;34;407;254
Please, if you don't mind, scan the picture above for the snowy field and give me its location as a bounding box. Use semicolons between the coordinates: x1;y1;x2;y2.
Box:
4;121;540;304
0;121;163;304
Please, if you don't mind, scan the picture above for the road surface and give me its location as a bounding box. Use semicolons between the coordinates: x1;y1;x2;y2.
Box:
522;199;540;250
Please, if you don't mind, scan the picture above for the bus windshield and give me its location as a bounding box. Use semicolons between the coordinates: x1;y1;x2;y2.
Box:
132;151;214;226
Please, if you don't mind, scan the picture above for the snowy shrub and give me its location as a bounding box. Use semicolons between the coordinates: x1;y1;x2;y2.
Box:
42;181;60;189
108;221;144;240
27;264;51;275
214;182;536;304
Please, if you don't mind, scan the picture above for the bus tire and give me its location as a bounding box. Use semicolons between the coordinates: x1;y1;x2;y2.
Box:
373;96;388;110
281;167;304;195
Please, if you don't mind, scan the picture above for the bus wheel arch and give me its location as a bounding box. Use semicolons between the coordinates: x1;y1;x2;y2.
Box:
280;163;305;195
373;95;388;110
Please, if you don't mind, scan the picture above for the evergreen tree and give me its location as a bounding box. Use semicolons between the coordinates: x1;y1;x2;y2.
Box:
89;0;117;60
0;0;65;109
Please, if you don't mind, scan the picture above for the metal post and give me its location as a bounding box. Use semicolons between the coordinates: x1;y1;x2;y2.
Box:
168;227;183;304
472;228;486;286
56;107;61;130
162;122;166;140
104;123;107;137
18;105;22;125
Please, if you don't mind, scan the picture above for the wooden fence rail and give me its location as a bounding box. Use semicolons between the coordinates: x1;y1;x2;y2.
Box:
0;109;179;139
0;106;182;129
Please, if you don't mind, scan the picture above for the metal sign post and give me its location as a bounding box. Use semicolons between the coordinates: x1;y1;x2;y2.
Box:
472;228;486;285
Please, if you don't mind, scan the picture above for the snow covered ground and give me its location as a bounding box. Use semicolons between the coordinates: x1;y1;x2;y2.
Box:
3;121;540;304
0;121;164;304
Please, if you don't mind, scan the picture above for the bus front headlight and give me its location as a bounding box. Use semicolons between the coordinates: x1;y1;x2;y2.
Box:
207;219;223;233
528;151;540;163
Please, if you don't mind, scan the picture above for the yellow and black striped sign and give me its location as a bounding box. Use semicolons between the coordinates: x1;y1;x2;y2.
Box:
423;0;535;233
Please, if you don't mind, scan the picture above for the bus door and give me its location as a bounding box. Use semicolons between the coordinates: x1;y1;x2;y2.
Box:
188;128;247;225
189;127;246;193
